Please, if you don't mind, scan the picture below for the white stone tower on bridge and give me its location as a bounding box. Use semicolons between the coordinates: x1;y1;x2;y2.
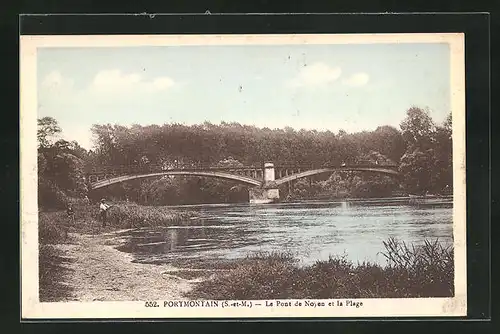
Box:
248;162;280;204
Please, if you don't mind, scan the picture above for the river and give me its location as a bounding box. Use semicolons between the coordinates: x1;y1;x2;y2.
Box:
116;197;453;267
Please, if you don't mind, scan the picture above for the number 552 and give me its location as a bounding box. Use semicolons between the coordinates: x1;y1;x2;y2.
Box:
145;301;159;307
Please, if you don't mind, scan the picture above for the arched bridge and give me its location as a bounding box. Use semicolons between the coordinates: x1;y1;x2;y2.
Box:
91;170;263;189
86;162;399;203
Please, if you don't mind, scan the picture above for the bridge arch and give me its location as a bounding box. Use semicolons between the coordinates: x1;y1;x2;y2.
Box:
274;167;400;186
90;170;262;190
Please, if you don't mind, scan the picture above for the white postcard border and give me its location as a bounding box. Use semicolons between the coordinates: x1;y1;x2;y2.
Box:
20;33;467;319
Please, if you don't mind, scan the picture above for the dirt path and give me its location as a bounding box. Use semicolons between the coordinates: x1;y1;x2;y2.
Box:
56;231;196;302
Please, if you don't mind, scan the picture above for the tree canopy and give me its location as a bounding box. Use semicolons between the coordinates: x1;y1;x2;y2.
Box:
38;106;453;207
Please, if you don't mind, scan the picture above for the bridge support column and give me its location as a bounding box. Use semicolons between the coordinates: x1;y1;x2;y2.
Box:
249;188;280;204
264;162;275;183
249;162;280;204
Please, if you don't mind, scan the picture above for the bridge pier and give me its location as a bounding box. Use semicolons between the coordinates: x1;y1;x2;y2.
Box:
249;162;280;204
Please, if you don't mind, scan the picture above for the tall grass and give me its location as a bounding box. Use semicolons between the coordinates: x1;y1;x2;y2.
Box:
38;201;194;245
186;238;454;300
38;201;194;301
106;203;192;228
39;244;75;301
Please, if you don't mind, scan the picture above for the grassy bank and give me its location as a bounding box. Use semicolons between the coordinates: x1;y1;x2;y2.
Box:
39;202;193;244
39;203;454;301
186;238;454;299
38;201;192;301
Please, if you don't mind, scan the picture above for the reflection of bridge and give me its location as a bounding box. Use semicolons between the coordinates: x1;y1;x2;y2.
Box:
87;162;399;204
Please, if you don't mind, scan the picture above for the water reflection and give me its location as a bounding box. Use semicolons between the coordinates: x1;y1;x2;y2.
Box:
116;198;453;266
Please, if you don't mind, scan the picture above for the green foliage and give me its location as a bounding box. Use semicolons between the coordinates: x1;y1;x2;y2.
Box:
39;107;453;204
38;178;71;209
187;239;454;299
282;149;399;200
38;202;192;245
37;116;62;149
106;203;192;228
38;211;69;244
400;107;435;151
38;118;89;209
399;109;453;194
89;121;405;169
371;126;406;163
399;149;435;195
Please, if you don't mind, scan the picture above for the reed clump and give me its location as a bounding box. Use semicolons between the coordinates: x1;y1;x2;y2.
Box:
186;238;454;300
106;203;192;228
39;201;193;244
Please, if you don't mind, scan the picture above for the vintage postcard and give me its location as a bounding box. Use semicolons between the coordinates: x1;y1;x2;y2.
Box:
20;33;466;319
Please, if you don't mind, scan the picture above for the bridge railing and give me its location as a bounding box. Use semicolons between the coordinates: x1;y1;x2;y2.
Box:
86;163;268;176
86;162;399;177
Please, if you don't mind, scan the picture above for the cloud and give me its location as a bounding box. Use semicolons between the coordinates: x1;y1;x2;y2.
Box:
152;77;175;90
342;72;370;87
287;62;342;88
89;69;176;94
41;70;74;92
60;126;94;150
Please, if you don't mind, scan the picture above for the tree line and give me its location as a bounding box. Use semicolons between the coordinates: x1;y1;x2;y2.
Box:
37;106;452;208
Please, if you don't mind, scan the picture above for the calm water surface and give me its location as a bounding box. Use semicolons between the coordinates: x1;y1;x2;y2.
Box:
116;198;453;266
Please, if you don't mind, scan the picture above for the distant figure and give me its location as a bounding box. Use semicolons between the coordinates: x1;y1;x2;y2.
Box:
66;203;75;221
84;195;90;205
65;203;75;238
99;199;111;227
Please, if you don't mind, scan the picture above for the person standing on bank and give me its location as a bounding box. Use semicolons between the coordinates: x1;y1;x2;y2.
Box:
99;199;111;227
65;203;75;239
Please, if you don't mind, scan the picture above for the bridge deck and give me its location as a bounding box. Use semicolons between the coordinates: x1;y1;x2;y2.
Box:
86;164;398;175
87;164;400;190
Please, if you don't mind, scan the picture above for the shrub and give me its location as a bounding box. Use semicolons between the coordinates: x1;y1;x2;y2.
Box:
380;237;454;297
38;211;68;245
186;251;299;300
187;239;454;300
38;179;70;210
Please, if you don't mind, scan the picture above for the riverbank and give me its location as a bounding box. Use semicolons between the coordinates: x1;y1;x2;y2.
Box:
40;231;200;302
185;238;454;300
40;229;454;302
39;202;454;302
38;202;201;302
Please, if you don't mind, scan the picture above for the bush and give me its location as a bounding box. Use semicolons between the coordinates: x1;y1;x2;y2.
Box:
38;179;70;210
186;252;299;300
38;211;69;245
380;237;454;297
187;238;454;300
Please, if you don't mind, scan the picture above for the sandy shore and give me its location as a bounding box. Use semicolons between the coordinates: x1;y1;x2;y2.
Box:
54;231;199;302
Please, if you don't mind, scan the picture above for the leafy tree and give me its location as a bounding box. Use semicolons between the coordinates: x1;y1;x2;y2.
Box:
80;106;452;203
38;120;88;208
370;126;406;163
37;117;61;149
431;113;453;192
400;107;435;151
398;109;452;195
398;148;436;195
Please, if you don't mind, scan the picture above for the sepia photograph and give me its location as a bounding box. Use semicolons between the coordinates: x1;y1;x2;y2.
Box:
20;33;466;318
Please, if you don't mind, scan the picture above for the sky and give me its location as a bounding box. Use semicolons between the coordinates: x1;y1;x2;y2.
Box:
37;43;451;150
